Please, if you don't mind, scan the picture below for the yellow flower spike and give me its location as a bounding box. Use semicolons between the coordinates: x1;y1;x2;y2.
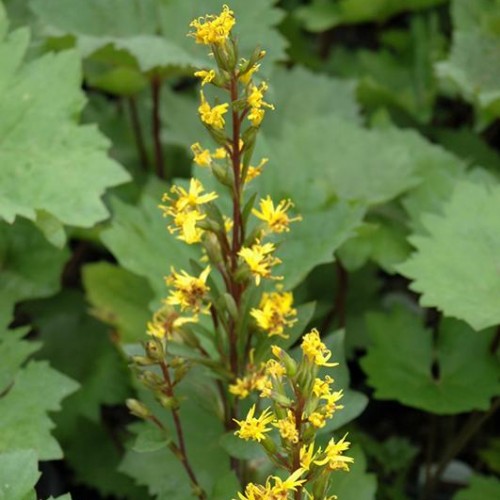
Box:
273;409;299;443
252;196;302;234
314;433;354;471
194;69;216;86
198;91;229;129
213;147;227;159
146;307;199;339
250;288;297;338
189;5;235;46
301;329;339;367
270;468;307;495
238;241;282;285
235;469;306;500
165;266;211;313
234;404;275;442
244;158;268;183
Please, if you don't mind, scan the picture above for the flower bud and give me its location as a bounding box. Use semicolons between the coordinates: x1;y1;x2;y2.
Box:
222;293;239;320
126;398;151;419
157;393;179;410
272;346;297;378
261;436;277;454
145;339;164;363
130;355;156;366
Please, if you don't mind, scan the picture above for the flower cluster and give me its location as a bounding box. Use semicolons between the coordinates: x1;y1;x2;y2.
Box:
233;332;354;498
127;6;353;500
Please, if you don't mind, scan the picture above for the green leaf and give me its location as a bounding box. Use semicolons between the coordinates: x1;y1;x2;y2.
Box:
454;474;500;500
0;449;39;500
219;432;266;461
328;445;377;500
30;0;286;73
82;262;155;343
479;438;500;475
101;181;199;302
361;306;500;414
0;359;78;460
132;425;171;453
25;292;132;434
264;66;360;136
0;16;129;229
210;471;240;500
399;179;500;330
436;0;500;124
297;0;447;32
62;418;147;498
0;328;39;394
0;219;68;330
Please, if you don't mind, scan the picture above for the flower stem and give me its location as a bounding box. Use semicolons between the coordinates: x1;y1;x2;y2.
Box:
159;361;207;499
127;96;149;170
151;74;167;180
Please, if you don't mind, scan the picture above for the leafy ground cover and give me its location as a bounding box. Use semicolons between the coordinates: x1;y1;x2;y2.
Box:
1;0;499;499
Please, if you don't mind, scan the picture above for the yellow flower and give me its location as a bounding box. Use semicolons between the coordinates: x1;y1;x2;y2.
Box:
252;196;302;233
198;91;229;129
312;376;334;398
165;266;211;312
234;405;275;442
162;178;218;213
300;442;318;471
168;209;206;244
247;82;274;110
229;377;251;399
191;143;212;167
238;241;282;285
301;329;338;367
146;308;198;339
189;5;235;45
239;62;260;85
250;288;297;338
247;82;274;127
265;359;286;379
273;410;299;443
194;69;216;86
236;469;306;500
323;390;344;418
314;434;354;471
308;411;326;429
245;158;268;183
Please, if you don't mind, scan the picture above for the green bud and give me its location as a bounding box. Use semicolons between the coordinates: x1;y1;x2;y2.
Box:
156;393;179;410
234;263;252;283
222;293;239;320
211;162;233;187
261;436;276;454
126;398;151;419
203;233;224;265
138;370;164;389
130;355;156;366
145;339;164;363
273;392;292;407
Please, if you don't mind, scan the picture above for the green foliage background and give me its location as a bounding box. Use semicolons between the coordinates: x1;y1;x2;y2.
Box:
1;0;499;498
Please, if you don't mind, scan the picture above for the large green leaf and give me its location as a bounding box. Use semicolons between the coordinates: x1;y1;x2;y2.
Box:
399;179;500;330
297;0;447;32
0;11;129;234
82;262;154;343
0;219;68;330
0;358;78;460
361;306;500;414
436;0;500;124
30;0;286;73
25;292;132;433
101;181;199;302
454;474;500;500
0;449;39;500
